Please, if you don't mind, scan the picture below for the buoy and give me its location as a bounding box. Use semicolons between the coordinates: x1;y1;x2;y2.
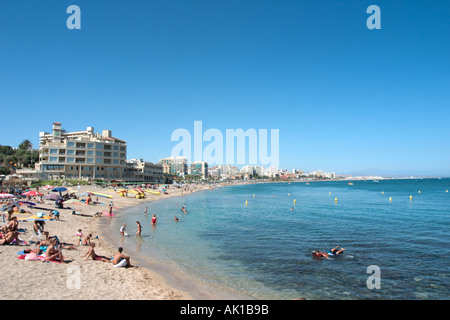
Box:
253;194;255;197
293;199;296;204
245;200;248;206
410;195;412;200
329;192;331;195
382;191;384;195
418;190;421;194
389;197;392;202
288;193;290;196
335;197;337;202
447;190;448;193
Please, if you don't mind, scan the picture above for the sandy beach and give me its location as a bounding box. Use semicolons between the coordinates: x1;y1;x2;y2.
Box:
0;184;215;300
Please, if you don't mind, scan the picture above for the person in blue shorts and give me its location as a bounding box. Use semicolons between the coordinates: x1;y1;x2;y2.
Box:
312;246;345;258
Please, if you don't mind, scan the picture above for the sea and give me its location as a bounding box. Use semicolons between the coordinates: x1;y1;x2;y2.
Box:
100;178;449;300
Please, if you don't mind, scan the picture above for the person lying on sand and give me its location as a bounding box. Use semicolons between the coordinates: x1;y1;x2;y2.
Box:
37;236;77;250
82;242;110;262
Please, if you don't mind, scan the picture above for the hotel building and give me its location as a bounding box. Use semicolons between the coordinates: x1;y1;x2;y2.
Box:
17;122;162;183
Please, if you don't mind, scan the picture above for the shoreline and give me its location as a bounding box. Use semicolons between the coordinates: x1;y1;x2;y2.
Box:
0;184;216;300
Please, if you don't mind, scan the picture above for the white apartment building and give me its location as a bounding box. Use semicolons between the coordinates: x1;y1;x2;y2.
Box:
17;122;162;183
124;159;163;183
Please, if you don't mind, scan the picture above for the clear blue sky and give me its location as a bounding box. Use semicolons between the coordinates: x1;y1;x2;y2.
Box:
0;0;449;177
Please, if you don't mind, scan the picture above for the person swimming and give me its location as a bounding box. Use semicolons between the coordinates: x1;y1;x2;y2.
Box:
312;246;345;258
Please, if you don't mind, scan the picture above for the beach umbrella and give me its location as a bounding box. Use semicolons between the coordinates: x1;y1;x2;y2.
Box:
17;201;36;206
42;185;54;190
87;191;113;198
0;193;15;199
26;212;54;221
63;199;82;204
22;191;43;197
51;187;68;197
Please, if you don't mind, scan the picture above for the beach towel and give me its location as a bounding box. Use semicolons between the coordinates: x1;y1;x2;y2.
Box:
17;254;62;263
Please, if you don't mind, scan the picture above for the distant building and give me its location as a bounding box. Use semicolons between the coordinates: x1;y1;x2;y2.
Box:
123;159;163;183
240;165;265;176
216;164;239;176
159;156;188;176
190;161;208;179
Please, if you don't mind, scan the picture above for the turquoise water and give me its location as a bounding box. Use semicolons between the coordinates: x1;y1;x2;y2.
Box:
101;179;450;300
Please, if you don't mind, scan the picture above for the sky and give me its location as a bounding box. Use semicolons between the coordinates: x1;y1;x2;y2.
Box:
0;0;449;177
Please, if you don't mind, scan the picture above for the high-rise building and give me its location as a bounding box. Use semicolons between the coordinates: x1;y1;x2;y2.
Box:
190;161;208;179
159;156;188;176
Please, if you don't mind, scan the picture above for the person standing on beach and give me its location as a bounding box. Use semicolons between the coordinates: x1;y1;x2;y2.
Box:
76;229;83;245
135;221;142;237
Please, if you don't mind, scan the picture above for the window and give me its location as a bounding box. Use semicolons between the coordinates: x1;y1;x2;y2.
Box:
49;157;58;162
87;158;94;163
50;149;58;154
113;159;119;164
113;152;119;157
87;150;94;156
96;159;102;164
67;157;75;163
96;144;103;149
67;142;75;147
96;151;103;156
113;145;119;150
67;149;75;155
87;143;94;148
43;165;63;170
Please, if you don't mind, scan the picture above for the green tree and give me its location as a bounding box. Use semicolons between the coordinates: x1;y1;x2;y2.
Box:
18;139;33;150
